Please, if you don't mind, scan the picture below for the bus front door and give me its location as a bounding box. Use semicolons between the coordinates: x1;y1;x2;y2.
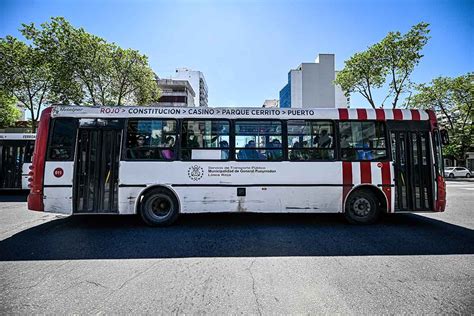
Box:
74;128;121;213
390;128;434;212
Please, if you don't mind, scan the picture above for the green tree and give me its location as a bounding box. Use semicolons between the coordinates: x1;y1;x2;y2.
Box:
0;90;21;127
0;36;51;131
336;22;430;108
1;17;160;131
111;47;161;105
22;17;160;106
334;49;386;108
410;73;473;164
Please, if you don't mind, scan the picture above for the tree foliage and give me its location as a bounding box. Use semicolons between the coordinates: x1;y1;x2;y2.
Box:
0;17;160;129
21;17;160;106
410;73;473;163
336;22;430;108
0;36;51;129
0;90;21;128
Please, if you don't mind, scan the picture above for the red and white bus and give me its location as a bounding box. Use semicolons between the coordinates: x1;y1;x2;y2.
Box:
0;133;36;190
28;106;447;225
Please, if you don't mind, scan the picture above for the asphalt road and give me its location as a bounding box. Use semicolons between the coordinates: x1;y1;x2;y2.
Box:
0;181;473;314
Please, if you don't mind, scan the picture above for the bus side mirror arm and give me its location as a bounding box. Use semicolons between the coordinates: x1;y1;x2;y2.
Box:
440;129;449;146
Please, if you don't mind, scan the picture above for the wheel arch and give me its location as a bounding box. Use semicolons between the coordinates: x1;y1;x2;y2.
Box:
134;184;181;215
344;184;388;214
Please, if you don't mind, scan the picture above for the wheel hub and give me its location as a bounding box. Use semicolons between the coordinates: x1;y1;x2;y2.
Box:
353;197;371;217
151;197;171;217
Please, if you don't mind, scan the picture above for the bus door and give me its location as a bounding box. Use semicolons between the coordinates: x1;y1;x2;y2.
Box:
74;120;122;213
0;140;33;189
388;121;433;211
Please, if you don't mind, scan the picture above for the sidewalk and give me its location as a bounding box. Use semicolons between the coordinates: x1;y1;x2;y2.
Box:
445;177;474;183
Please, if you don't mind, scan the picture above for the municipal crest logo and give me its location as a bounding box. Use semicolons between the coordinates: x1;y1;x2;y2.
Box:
188;165;204;181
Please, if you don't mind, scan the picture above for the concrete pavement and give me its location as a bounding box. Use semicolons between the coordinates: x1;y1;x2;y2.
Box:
0;182;473;314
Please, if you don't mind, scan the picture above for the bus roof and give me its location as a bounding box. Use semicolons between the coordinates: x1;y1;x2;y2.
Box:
0;133;36;140
50;105;432;121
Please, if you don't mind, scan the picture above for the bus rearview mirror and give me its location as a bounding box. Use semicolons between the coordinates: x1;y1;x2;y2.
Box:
440;129;449;146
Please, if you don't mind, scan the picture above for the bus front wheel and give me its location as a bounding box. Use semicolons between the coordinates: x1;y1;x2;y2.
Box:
344;189;380;225
140;188;179;227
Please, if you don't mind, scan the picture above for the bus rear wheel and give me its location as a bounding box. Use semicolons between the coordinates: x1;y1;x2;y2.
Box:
344;189;380;225
140;188;179;226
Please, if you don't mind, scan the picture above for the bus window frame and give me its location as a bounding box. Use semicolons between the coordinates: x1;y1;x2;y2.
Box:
234;119;285;162
337;120;390;162
432;129;444;176
179;118;232;162
121;118;178;162
287;119;337;162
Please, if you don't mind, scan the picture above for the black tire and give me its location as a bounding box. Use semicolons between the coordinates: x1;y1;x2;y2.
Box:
466;173;471;178
139;188;179;227
449;173;455;178
344;190;380;225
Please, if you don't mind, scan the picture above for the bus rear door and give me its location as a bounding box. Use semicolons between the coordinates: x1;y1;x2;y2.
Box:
388;121;434;211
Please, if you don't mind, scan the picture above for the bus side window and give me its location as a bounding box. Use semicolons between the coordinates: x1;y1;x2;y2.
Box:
180;120;230;160
338;121;387;161
24;140;35;163
125;119;177;160
47;118;78;161
235;120;282;161
287;120;335;161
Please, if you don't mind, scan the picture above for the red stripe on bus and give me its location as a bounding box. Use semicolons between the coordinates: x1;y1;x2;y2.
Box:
375;109;385;121
381;161;391;212
427;110;437;129
27;107;52;212
338;108;349;120
356;109;367;120
393;109;403;120
410;110;421;121
342;161;352;210
360;161;372;183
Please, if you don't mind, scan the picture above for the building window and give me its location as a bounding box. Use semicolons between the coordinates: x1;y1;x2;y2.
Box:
158;96;187;103
338;121;387;161
125;119;177;160
287;120;335;160
235;121;282;161
181;120;229;160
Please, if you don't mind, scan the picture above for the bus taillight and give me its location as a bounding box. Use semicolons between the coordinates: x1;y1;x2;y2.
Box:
436;175;446;212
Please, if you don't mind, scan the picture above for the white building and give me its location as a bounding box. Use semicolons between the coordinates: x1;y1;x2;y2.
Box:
262;99;279;108
155;79;195;107
173;68;208;107
279;54;348;109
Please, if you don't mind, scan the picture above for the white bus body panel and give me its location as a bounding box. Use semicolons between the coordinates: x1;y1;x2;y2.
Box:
119;161;344;214
116;161;393;215
176;186;342;213
21;163;31;190
43;161;74;214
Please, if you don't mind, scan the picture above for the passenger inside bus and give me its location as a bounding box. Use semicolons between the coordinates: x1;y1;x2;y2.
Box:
267;138;282;160
239;140;262;160
340;134;350;148
220;140;229;159
128;135;153;159
161;136;175;160
186;130;201;148
318;129;332;148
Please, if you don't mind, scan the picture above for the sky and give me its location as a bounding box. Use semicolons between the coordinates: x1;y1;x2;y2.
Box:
1;0;473;108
